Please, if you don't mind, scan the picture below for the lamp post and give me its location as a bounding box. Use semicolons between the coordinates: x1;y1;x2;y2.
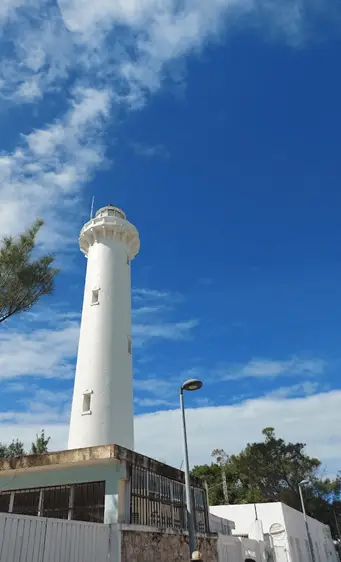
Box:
333;510;341;542
180;378;203;559
299;479;315;562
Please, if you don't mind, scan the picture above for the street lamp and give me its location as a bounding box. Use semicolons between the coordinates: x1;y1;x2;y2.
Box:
299;479;315;562
180;379;203;559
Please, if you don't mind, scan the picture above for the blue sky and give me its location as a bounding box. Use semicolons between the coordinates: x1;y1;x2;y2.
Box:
0;0;341;472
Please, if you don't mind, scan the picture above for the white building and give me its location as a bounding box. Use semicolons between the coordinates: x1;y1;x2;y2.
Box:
209;512;235;536
0;446;273;562
210;503;338;562
0;444;209;528
68;205;140;452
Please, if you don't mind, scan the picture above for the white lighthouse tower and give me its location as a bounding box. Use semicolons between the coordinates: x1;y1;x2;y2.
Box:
68;205;139;451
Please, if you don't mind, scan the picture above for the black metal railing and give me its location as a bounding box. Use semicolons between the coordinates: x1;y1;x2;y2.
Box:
130;465;208;533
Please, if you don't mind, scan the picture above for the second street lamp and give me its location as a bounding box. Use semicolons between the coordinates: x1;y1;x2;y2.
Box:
180;378;203;559
299;479;315;562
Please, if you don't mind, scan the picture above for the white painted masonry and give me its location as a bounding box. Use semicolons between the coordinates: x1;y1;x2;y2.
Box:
68;206;140;451
210;503;338;562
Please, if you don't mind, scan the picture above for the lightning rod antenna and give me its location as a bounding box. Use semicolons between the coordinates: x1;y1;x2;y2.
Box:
90;196;95;219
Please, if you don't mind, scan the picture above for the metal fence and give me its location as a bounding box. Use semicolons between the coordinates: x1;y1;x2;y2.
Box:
130;465;208;532
0;512;119;562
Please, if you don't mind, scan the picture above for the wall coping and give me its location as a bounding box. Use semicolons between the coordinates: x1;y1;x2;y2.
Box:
0;444;118;473
119;523;217;539
0;444;204;487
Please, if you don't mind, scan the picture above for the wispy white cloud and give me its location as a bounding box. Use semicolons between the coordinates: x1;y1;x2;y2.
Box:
134;397;177;408
0;0;338;253
134;377;177;397
176;357;326;389
133;357;326;406
1;0;336;108
219;357;325;381
0;381;71;453
134;389;341;472
132;286;196;346
55;0;340;109
0;1;73;103
0;0;27;25
0;86;110;244
264;380;323;400
131;142;170;159
0;319;79;380
0;285;196;379
1;389;341;474
132;288;172;300
132;305;170;318
133;319;198;346
195;396;216;407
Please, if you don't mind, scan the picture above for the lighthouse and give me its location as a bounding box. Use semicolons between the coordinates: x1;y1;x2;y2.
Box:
68;205;139;451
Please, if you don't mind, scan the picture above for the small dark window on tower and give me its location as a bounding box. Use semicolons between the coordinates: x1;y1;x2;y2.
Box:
128;336;132;355
91;289;99;305
127;256;130;265
82;392;92;414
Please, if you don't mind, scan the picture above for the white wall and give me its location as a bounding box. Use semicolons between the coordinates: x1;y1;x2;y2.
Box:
210;503;338;562
210;503;285;537
210;512;235;535
68;207;139;452
282;504;337;562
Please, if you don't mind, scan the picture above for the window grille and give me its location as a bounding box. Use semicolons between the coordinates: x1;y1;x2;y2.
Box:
2;481;105;523
130;465;208;532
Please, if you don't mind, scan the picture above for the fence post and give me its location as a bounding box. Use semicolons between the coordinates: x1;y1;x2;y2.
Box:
40;518;49;562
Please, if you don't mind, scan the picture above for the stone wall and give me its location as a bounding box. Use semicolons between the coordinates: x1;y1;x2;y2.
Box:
120;526;218;562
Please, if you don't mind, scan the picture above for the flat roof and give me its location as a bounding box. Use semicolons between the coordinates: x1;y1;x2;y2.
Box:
0;444;204;487
0;444;118;474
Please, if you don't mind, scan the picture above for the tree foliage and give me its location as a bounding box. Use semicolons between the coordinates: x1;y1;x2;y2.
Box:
192;428;341;538
31;430;51;455
0;430;50;459
0;219;59;324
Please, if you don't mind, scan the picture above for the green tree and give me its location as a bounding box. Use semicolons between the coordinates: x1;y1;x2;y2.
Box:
0;431;50;459
30;430;50;455
192;428;341;538
230;427;322;509
0;219;59;324
0;439;25;459
192;452;245;506
192;463;226;505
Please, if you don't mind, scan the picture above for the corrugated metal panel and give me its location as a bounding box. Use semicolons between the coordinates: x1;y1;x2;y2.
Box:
0;513;45;562
218;534;243;562
109;523;120;562
217;534;268;562
0;513;119;562
274;546;289;562
43;519;111;562
241;537;262;561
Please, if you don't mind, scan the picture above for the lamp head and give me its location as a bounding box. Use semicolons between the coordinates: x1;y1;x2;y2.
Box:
181;379;203;392
299;479;309;486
